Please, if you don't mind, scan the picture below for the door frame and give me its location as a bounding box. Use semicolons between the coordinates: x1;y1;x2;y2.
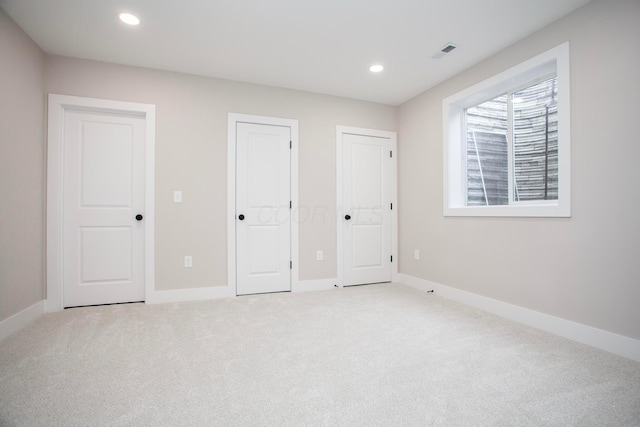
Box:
227;113;299;295
336;126;398;287
46;94;156;312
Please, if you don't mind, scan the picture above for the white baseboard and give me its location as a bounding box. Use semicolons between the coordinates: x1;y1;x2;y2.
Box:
147;279;339;304
293;278;337;292
397;273;640;363
146;285;235;304
0;300;46;341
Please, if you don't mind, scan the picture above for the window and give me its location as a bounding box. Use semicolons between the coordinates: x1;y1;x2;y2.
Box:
443;43;570;217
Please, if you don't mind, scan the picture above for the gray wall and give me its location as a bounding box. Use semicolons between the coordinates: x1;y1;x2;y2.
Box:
3;0;640;345
0;9;45;321
398;0;640;340
44;56;397;292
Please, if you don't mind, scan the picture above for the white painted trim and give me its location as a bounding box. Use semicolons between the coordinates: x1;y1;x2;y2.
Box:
146;285;234;304
397;273;640;363
0;300;46;341
336;126;398;287
47;94;156;312
145;278;337;304
293;278;337;292
144;108;157;306
443;42;571;217
228;113;299;296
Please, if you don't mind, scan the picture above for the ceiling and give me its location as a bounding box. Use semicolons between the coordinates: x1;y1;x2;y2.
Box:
0;0;591;105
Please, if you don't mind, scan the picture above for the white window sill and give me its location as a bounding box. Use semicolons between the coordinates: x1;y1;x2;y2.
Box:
444;203;570;218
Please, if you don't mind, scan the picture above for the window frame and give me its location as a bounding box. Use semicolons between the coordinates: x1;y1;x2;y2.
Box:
443;42;571;217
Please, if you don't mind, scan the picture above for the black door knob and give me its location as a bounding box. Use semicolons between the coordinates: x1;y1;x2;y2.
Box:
238;214;245;221
135;214;143;221
345;214;351;220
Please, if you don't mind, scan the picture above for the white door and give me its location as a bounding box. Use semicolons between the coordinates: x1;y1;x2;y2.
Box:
236;122;291;295
342;132;392;286
63;109;146;307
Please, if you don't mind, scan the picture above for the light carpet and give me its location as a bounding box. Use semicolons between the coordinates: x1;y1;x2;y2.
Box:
1;283;639;426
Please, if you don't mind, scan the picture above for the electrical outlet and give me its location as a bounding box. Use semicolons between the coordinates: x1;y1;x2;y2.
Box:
184;255;192;268
414;249;420;260
316;250;323;261
174;191;182;203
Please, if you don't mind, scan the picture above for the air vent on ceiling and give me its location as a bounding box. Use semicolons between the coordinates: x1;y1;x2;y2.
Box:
432;43;458;60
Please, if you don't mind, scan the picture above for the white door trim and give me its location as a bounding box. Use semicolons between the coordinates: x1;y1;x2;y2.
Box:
228;113;299;294
46;94;156;312
336;126;398;287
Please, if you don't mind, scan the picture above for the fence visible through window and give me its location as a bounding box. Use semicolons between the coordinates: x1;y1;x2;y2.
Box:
465;76;558;206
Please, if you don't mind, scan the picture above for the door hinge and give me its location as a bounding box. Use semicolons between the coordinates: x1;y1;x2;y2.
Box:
290;140;292;149
290;201;292;209
290;261;293;269
390;150;393;158
390;203;393;210
390;255;393;262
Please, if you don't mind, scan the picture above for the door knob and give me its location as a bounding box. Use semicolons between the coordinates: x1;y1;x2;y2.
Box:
238;214;245;221
135;214;143;221
345;214;351;220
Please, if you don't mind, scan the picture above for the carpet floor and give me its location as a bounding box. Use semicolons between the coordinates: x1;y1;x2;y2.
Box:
1;283;639;426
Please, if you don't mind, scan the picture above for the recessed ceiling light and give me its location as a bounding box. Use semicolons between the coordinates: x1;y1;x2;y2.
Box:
369;64;384;73
118;12;140;26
